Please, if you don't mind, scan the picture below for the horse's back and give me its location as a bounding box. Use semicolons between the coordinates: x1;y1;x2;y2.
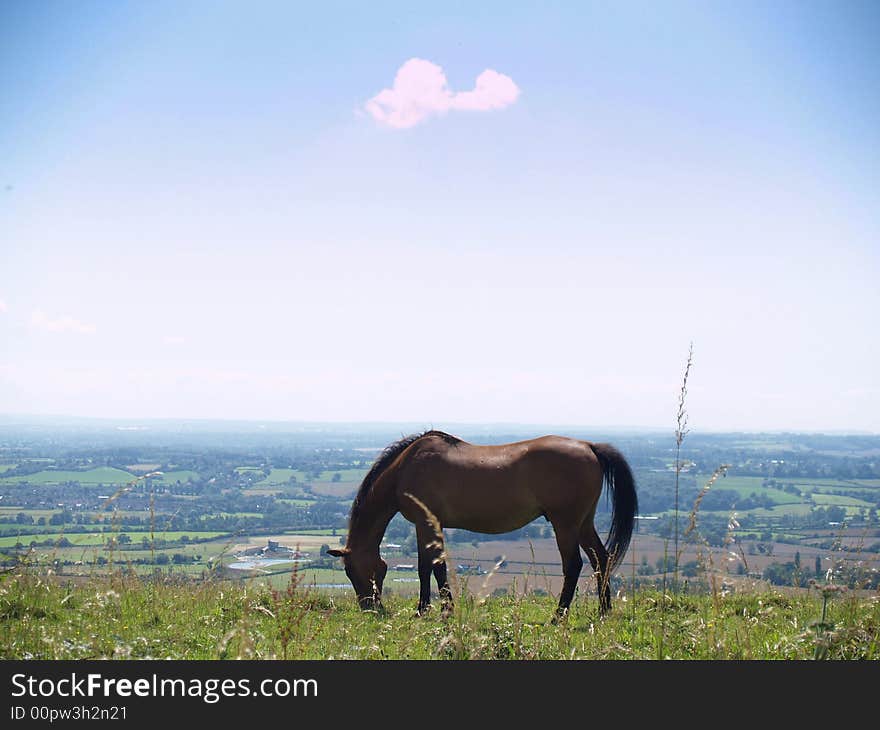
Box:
396;433;604;531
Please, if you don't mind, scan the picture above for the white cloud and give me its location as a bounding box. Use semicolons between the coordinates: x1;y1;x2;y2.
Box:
0;299;7;313
30;310;97;335
163;335;186;346
364;58;520;129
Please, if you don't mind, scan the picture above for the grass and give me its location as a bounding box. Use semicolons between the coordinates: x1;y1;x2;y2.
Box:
1;566;876;659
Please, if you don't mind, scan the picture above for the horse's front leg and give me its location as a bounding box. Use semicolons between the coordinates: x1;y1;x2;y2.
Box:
552;522;583;622
415;523;446;616
416;546;433;615
432;549;453;616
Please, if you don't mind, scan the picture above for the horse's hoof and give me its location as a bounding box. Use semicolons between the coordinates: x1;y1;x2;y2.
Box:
551;608;569;626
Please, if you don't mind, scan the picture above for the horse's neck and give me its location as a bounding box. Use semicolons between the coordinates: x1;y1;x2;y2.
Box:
349;491;398;552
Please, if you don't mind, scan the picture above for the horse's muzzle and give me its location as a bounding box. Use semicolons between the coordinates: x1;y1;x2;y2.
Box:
358;595;383;612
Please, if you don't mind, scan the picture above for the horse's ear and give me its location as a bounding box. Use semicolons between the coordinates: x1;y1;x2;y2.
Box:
326;548;350;557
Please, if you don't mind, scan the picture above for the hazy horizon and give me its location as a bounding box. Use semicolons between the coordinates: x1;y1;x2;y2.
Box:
0;411;876;437
2;2;878;434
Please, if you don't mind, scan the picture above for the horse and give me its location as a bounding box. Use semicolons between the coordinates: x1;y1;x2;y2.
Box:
328;429;638;619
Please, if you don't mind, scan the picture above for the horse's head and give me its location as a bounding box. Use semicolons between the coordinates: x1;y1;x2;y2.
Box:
326;546;387;610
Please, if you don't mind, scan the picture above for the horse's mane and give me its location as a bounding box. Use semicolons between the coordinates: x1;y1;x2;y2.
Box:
349;429;461;528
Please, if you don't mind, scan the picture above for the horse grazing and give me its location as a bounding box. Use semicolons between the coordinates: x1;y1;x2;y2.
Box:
328;430;638;618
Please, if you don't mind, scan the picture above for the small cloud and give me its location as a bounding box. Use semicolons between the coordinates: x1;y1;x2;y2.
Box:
0;299;7;313
30;310;96;335
364;58;520;129
163;335;186;346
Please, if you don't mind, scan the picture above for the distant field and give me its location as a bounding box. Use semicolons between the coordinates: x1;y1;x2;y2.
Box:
0;467;136;486
126;463;162;473
154;470;199;483
0;507;61;520
307;469;369;483
731;504;815;518
811;493;875;508
310;482;358;498
0;530;230;548
693;475;803;504
229;534;331;553
252;468;298;485
0;464;17;473
248;468;369;486
286;528;342;536
0;532;109;547
651;503;816;519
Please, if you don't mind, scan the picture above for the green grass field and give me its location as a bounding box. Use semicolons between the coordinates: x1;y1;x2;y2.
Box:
1;568;876;660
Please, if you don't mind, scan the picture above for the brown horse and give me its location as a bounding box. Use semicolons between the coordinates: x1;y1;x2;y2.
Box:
328;430;638;618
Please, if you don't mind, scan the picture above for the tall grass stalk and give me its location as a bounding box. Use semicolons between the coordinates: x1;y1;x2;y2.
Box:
673;342;693;590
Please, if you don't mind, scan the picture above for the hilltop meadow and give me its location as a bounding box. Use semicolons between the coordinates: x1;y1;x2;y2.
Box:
1;419;879;660
2;560;878;660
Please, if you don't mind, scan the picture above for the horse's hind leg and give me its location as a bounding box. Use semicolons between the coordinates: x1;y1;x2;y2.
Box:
415;523;447;616
580;523;611;615
432;559;453;614
551;523;583;619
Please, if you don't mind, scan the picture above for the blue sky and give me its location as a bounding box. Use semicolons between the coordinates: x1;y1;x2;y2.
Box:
1;1;878;432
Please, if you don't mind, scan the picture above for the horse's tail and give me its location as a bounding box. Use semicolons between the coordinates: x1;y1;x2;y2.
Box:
590;443;638;574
